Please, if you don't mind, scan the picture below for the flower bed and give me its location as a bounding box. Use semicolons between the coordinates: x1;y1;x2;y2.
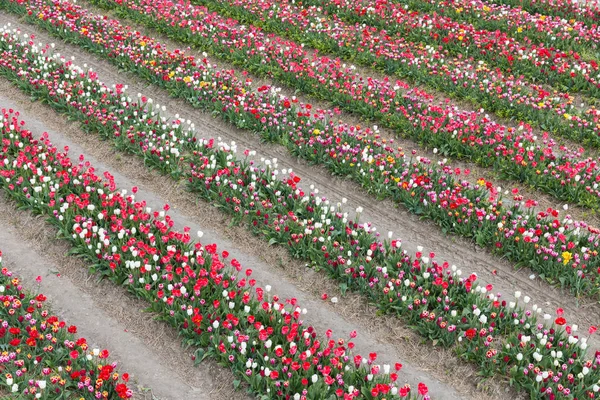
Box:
290;0;600;98
0;252;132;399
1;26;600;398
192;0;600;150
483;0;600;28
390;0;600;55
11;0;600;211
0;104;428;399
3;4;600;299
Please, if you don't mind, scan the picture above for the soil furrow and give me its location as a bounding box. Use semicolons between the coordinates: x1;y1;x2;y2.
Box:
74;0;600;218
0;88;473;399
0;200;244;400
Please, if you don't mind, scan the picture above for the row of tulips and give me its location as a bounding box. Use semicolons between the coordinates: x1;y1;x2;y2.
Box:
390;0;600;56
18;0;600;210
242;0;600;99
4;2;600;300
2;40;600;399
192;0;600;151
483;0;600;29
0;104;428;399
186;117;600;398
0;252;132;399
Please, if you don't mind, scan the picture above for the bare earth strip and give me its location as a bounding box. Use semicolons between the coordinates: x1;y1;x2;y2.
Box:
0;202;246;400
0;92;475;398
74;0;600;226
1;9;598;399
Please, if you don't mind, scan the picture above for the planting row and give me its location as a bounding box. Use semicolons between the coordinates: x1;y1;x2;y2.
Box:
0;104;427;398
2;25;600;399
224;0;600;100
16;0;600;210
384;0;600;56
193;0;600;150
483;0;600;29
3;3;600;299
0;252;132;399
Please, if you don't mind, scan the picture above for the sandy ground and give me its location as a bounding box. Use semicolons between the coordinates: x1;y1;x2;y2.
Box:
0;206;248;400
0;91;476;399
75;0;600;225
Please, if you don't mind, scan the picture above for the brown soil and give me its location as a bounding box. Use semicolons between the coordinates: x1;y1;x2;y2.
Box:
33;0;600;226
0;198;247;400
0;87;478;399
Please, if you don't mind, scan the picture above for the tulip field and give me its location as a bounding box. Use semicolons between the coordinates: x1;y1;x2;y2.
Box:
4;0;600;399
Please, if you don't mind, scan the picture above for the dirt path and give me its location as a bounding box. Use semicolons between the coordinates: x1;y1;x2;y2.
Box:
11;2;600;231
0;200;244;400
0;89;478;399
